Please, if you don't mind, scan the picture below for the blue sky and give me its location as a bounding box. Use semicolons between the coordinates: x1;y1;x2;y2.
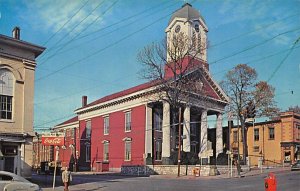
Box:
1;0;299;131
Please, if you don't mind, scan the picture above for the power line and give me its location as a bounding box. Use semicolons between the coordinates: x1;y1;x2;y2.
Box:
41;0;90;47
210;27;300;65
38;0;105;66
209;13;300;49
39;1;118;65
267;36;300;82
35;11;175;82
39;0;175;57
212;45;300;76
40;1;179;58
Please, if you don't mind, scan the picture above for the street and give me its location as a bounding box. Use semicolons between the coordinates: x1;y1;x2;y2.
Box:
33;170;300;191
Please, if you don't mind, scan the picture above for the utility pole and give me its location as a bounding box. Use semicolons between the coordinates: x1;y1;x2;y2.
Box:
237;117;241;177
177;107;182;177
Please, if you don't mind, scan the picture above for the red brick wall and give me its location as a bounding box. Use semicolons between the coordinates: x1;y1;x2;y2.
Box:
90;105;146;170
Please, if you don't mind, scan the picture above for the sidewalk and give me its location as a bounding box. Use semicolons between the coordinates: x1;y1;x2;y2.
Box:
149;166;291;180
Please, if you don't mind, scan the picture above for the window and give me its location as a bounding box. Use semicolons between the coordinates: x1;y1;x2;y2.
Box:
0;95;12;120
233;131;238;142
125;111;131;132
194;24;199;32
86;144;91;162
191;141;198;154
103;142;109;162
104;116;109;135
70;128;75;138
154;109;162;131
190;122;197;136
254;128;259;141
269;127;275;140
125;141;131;161
0;69;14;120
86;120;91;139
155;139;162;161
253;146;259;152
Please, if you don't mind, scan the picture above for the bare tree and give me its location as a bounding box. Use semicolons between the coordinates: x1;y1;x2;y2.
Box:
288;105;300;114
221;64;279;165
137;32;207;173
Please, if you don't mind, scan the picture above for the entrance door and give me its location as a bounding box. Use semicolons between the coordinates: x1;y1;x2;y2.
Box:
4;157;15;173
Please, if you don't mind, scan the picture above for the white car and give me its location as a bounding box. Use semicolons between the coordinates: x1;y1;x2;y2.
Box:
0;171;42;191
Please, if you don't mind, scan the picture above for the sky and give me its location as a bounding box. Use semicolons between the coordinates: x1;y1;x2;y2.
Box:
0;0;299;132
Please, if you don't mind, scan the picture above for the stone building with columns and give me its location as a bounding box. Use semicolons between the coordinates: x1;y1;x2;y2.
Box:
52;3;229;172
0;28;45;177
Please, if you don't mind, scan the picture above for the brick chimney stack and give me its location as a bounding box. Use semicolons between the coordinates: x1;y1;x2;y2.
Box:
82;96;87;107
12;27;21;40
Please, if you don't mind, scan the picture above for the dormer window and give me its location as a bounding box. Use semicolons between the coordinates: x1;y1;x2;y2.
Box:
195;24;199;32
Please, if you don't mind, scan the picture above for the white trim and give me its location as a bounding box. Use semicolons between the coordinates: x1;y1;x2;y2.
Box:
122;137;132;142
101;140;110;144
75;86;158;114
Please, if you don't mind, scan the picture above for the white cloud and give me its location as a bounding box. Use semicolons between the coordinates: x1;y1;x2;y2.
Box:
22;0;110;36
218;0;300;46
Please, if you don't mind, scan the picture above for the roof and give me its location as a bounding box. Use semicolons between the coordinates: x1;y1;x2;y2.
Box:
77;80;156;111
0;34;45;57
55;116;78;127
168;3;206;25
75;66;229;114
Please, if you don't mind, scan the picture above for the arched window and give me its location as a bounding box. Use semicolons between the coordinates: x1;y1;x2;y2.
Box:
0;69;14;120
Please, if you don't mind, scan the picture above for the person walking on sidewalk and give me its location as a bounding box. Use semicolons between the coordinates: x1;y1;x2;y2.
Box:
62;167;72;191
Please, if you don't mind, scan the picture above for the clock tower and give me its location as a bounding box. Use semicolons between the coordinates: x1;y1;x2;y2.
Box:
165;3;208;72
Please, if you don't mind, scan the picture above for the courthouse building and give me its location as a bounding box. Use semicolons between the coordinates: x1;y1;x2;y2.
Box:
52;3;229;172
0;27;45;177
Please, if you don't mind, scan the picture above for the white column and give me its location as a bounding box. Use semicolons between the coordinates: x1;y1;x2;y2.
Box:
183;106;191;152
145;105;153;157
162;102;171;159
216;113;223;157
200;110;208;154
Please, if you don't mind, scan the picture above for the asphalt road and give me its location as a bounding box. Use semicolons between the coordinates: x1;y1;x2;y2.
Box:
35;170;300;191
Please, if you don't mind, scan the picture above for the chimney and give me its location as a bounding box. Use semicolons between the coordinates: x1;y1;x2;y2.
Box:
12;27;21;40
82;96;87;107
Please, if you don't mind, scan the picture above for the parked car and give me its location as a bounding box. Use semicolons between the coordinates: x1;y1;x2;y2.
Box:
291;160;300;171
0;171;42;191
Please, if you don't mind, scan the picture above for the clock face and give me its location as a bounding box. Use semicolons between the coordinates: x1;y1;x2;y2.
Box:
175;25;181;33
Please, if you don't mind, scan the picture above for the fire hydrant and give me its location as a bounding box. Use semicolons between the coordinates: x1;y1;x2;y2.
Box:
264;173;277;191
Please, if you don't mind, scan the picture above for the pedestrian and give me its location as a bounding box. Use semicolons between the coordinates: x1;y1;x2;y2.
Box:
62;166;72;191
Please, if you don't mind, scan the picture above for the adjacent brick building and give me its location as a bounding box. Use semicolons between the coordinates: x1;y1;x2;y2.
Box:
230;111;300;166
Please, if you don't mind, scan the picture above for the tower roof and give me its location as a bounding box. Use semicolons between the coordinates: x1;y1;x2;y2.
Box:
168;3;206;25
